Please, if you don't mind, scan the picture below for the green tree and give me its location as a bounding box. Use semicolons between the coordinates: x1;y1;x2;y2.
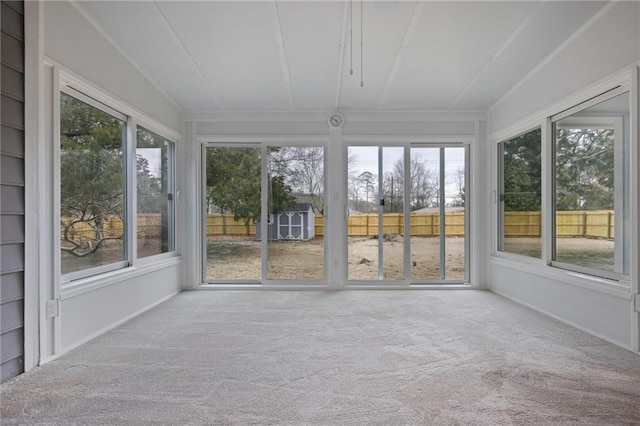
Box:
555;128;613;211
503;129;541;212
136;155;164;213
206;147;295;229
60;93;125;257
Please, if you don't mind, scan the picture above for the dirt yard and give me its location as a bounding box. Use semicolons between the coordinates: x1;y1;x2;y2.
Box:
207;236;466;281
207;235;617;281
504;237;615;272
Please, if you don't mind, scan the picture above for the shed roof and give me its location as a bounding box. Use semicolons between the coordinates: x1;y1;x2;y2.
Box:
283;203;315;213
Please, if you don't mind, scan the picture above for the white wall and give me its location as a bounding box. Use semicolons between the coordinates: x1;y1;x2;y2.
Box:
44;1;182;131
488;1;640;351
37;1;185;362
60;260;183;352
490;1;640;134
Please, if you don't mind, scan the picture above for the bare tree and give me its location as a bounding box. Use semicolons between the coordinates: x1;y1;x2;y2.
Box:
270;147;325;212
387;157;439;210
448;168;465;207
357;171;378;213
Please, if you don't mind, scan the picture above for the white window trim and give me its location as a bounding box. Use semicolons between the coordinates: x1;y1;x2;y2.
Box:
344;142;471;285
551;95;630;282
58;88;131;282
495;126;542;259
490;72;634;294
200;139;331;286
54;65;181;289
135;126;177;262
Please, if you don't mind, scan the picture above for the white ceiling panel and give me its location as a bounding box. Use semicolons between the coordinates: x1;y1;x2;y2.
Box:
77;1;217;110
73;1;625;112
382;1;540;109
156;1;291;110
277;1;345;110
453;1;608;110
338;1;418;109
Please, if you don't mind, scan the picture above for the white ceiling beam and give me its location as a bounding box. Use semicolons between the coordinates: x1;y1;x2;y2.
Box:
334;1;350;110
448;1;546;109
270;1;296;110
377;1;425;109
184;110;487;123
151;1;223;110
68;0;184;112
490;1;615;112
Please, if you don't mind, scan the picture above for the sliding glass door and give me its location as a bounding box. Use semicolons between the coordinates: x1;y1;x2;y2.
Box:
266;146;325;281
204;142;467;285
204;144;325;284
205;146;263;282
347;144;468;284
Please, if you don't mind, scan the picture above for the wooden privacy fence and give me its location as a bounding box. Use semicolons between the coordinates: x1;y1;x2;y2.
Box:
62;211;615;240
344;213;465;237
503;210;614;239
60;214;162;240
207;212;462;238
555;210;614;239
207;211;615;239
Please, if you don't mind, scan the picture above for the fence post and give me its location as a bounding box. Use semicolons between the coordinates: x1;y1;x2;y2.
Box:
607;212;612;240
366;214;369;236
582;213;587;237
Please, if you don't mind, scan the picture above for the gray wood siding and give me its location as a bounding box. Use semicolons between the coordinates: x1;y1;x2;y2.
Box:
1;0;25;383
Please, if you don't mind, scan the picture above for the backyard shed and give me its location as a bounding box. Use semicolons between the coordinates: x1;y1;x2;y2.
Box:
256;203;316;241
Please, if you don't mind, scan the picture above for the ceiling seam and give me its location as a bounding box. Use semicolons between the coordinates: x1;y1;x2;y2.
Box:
377;1;425;109
334;1;350;110
270;1;295;110
68;0;184;112
152;2;223;110
448;1;546;110
489;1;616;112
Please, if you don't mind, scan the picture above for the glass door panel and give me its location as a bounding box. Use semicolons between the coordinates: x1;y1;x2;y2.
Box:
410;147;441;280
348;146;380;280
409;146;467;282
382;147;404;280
205;147;262;281
266;147;325;280
347;146;407;281
444;147;466;279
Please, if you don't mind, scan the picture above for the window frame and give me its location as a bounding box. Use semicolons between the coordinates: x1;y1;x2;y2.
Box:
496;127;543;260
135;126;177;263
57;77;179;285
58;86;131;283
550;87;631;282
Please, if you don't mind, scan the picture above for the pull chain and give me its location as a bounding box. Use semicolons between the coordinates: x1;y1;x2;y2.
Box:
360;0;364;87
349;0;353;75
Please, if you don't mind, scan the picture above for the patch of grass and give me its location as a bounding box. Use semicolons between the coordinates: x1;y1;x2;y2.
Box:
555;250;614;272
207;240;253;258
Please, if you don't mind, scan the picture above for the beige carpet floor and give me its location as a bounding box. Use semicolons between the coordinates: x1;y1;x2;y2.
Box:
1;290;640;425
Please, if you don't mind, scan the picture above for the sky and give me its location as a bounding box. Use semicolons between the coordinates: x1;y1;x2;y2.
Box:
138;148;162;178
348;146;466;202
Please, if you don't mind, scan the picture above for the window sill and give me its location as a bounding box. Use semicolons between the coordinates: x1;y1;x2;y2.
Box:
489;256;631;300
61;255;183;301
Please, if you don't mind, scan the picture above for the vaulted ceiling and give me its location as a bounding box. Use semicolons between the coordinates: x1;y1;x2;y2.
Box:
75;1;609;112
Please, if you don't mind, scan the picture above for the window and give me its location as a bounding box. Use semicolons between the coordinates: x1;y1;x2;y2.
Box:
60;88;177;281
498;128;542;258
137;127;174;259
552;90;630;279
60;91;127;277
